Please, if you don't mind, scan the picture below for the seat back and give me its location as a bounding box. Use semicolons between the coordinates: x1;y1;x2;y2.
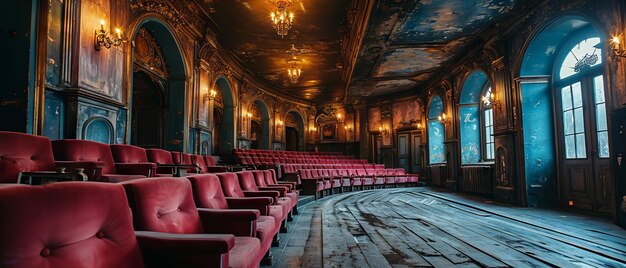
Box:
0;182;143;268
0;131;56;183
187;174;229;210
251;170;268;187
121;178;204;234
236;171;259;191
217;172;246;198
204;156;217;167
146;149;174;164
110;144;149;163
262;170;277;185
52;139;116;174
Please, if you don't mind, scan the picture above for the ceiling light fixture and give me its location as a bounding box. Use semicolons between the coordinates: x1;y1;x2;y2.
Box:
268;0;294;38
287;44;302;84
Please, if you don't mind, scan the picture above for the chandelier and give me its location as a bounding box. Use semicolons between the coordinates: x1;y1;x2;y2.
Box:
287;44;302;84
268;0;294;38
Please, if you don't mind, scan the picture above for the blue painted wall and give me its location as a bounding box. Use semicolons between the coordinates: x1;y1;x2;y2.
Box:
521;83;557;206
84;118;113;144
43;90;64;139
428;96;445;164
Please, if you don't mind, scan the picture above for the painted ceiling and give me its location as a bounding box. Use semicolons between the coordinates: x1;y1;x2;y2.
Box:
202;0;520;103
350;0;517;99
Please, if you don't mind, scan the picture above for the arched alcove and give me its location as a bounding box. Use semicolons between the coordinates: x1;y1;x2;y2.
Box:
130;18;187;152
250;99;270;149
214;77;235;156
285;110;305;151
519;15;609;211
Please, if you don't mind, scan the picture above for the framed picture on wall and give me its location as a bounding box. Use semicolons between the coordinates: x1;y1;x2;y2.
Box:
321;124;337;141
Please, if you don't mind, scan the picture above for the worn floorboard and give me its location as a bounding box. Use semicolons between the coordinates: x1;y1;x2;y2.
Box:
268;187;626;268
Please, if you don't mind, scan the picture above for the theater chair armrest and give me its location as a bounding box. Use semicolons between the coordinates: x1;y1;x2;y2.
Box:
242;191;279;203
205;166;230;173
18;171;87;185
135;231;234;254
55;161;104;180
197;208;259;237
276;181;298;189
258;186;287;196
225;197;272;215
116;163;156;177
268;183;293;191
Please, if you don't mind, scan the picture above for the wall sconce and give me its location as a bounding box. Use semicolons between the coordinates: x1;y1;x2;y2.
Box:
416;122;423;130
310;126;317;132
336;113;344;122
277;120;284;126
611;35;626;58
438;112;448;125
344;125;352;131
203;89;217;102
378;125;389;135
95;20;124;51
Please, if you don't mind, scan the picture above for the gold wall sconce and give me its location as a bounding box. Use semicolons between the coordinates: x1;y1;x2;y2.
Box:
95;20;124;51
438;112;448;125
611;35;626;58
378;125;389;135
203;89;217;102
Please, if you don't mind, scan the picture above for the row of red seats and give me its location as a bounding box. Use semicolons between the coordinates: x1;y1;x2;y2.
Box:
0;169;299;267
234;148;343;156
280;163;385;178
288;168;418;199
0;131;228;184
236;154;367;166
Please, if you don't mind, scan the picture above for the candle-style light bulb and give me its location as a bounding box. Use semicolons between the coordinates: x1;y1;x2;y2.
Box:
115;28;121;39
100;20;105;31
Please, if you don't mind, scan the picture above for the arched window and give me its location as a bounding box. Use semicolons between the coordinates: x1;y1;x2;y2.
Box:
428;96;445;164
459;71;492;164
555;35;609;159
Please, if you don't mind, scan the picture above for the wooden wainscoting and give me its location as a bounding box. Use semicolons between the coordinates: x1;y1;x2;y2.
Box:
461;164;494;195
429;164;447;187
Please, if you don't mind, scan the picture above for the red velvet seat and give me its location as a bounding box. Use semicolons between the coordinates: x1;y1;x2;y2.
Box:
0;181;244;268
0;132;93;184
187;174;280;264
121;177;263;268
110;144;157;177
172;152;201;173
254;170;298;214
52;140;150;182
237;171;293;221
217;172;288;233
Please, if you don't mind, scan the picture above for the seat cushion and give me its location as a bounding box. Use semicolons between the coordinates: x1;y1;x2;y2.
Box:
229;237;262;268
256;215;277;255
284;192;298;208
102;174;146;183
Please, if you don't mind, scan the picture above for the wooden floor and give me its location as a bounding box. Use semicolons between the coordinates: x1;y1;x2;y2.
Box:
269;187;626;268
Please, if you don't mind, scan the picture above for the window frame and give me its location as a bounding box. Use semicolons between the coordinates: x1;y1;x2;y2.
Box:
479;84;495;161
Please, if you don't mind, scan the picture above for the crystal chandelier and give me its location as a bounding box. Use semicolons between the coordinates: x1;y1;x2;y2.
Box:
287;44;302;84
268;0;294;38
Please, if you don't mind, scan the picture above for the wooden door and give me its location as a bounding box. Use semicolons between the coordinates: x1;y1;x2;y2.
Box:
556;76;612;213
412;134;422;174
397;133;410;171
131;71;163;148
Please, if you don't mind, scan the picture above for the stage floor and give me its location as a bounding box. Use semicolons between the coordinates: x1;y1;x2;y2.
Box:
269;187;626;267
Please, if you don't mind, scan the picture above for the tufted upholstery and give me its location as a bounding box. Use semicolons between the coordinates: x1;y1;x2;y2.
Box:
121;177;263;268
0;182;143;268
0;132;56;183
188;174;230;210
191;155;208;173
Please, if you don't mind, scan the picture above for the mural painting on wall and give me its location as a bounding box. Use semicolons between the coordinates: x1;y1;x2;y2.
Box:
392;100;421;129
321;124;337;141
428;121;445;163
250;102;262;119
285;112;299;127
460;106;481;164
